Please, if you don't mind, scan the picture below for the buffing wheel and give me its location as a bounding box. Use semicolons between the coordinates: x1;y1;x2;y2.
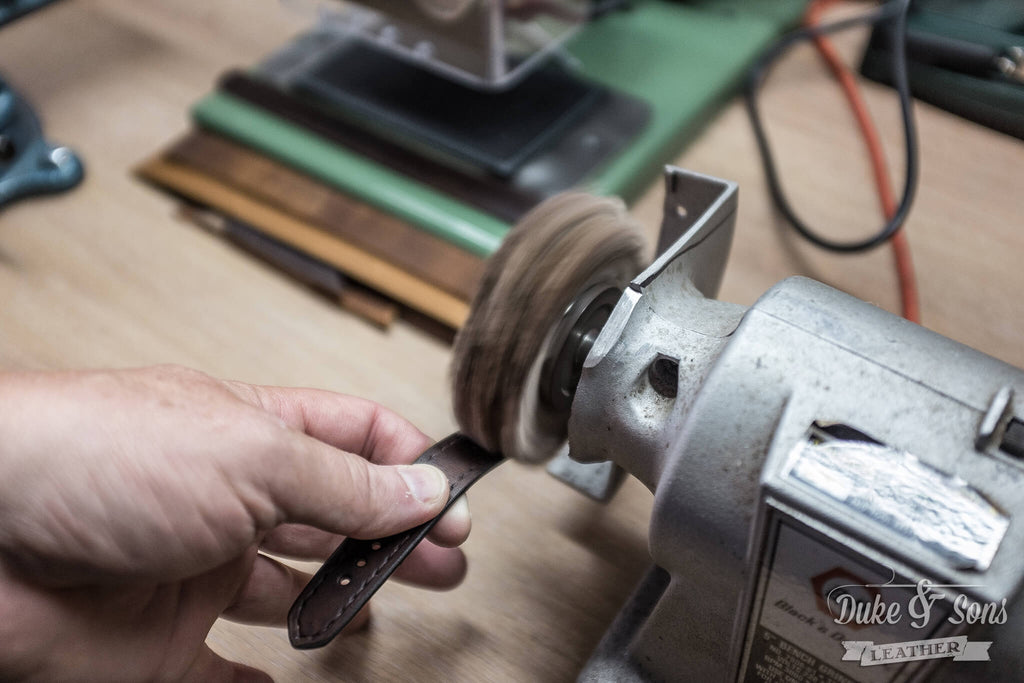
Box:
451;192;645;462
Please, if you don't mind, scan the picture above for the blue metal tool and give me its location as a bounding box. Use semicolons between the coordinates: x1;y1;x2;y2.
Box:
0;77;83;209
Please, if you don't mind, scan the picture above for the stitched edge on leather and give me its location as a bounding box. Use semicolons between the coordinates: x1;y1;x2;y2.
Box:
292;437;494;642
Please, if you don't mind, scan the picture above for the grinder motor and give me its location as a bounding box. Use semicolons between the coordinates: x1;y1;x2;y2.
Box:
460;167;1024;682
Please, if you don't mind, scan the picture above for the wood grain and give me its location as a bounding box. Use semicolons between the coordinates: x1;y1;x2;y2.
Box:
175;203;401;329
164;129;486;302
137;155;471;330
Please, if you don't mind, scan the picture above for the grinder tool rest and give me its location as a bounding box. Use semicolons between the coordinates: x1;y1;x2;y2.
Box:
292;167;1024;683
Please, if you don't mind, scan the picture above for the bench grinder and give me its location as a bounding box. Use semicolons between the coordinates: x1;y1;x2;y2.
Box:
454;167;1024;682
292;167;1024;682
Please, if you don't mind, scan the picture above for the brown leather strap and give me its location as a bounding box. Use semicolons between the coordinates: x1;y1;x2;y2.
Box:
287;433;504;649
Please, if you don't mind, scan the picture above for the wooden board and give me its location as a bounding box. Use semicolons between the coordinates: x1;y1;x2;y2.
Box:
164;129;486;303
136;155;471;330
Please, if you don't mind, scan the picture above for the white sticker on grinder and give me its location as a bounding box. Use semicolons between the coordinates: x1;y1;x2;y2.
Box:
788;430;1008;571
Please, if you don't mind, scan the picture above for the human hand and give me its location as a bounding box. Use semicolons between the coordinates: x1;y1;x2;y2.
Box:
0;365;470;682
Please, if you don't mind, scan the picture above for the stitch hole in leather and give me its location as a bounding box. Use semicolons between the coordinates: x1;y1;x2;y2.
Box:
356;559;367;567
371;542;382;551
339;576;351;586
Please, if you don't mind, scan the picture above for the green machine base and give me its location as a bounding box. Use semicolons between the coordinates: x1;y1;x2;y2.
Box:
192;1;805;257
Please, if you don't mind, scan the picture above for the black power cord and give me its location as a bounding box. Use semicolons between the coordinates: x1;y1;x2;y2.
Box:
744;0;918;253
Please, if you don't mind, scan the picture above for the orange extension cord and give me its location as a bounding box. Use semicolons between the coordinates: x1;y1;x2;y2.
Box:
804;0;921;323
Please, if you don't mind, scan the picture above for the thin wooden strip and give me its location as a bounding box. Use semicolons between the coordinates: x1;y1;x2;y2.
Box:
176;204;399;329
164;130;485;301
337;286;399;329
138;157;470;329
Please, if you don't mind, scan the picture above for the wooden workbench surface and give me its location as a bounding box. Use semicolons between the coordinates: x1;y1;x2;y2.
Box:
1;2;1021;681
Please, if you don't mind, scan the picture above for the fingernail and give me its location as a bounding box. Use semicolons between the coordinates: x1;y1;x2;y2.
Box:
399;465;449;504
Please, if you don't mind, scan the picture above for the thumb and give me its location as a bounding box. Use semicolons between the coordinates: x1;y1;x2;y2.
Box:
265;434;451;539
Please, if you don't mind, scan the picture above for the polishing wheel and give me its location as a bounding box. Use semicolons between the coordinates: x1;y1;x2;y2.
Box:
452;193;646;462
289;193;645;649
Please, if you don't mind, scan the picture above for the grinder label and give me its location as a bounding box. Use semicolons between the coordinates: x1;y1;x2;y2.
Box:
737;515;949;683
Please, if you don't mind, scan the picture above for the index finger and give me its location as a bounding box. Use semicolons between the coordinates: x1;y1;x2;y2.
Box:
228;383;433;466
